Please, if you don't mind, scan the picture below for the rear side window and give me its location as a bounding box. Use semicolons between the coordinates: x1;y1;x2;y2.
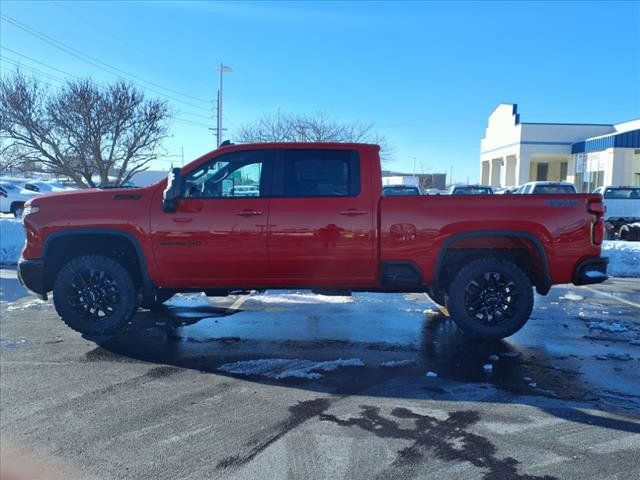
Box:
279;149;360;197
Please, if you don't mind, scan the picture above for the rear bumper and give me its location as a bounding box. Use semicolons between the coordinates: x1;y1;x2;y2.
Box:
17;258;47;299
573;257;608;286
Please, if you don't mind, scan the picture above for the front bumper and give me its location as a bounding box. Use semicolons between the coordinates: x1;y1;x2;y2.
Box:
17;258;47;299
573;257;608;286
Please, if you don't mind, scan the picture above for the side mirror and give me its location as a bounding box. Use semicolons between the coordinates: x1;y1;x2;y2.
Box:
162;167;185;213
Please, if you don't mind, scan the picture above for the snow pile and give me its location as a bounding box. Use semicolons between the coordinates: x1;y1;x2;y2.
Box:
602;241;640;277
0;218;24;264
218;358;364;379
251;292;354;304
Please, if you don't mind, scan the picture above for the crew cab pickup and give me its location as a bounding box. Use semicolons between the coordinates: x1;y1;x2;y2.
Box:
18;143;608;339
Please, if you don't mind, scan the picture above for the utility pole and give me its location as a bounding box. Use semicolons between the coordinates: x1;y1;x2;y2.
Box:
215;63;233;146
181;146;184;167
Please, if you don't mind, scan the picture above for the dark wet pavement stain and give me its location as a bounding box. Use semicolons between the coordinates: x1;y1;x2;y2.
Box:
320;406;559;480
217;397;333;470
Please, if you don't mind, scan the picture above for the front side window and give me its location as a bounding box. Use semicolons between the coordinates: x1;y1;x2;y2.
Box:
280;149;360;197
184;150;267;198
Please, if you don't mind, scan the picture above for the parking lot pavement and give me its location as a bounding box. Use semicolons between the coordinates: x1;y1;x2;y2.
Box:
1;270;639;480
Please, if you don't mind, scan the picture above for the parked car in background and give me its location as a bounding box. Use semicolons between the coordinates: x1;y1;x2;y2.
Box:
382;185;421;196
232;185;260;197
495;186;519;195
593;186;640;240
448;184;494;195
0;181;40;217
23;180;77;193
423;188;448;195
514;181;576;194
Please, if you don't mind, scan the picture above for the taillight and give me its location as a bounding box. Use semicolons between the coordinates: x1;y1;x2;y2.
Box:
588;199;604;215
593;220;604;245
588;199;604;245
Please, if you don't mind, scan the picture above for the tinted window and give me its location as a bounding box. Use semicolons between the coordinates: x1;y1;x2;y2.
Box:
532;185;576;194
184;150;269;198
383;186;420;196
281;150;359;197
604;188;640;199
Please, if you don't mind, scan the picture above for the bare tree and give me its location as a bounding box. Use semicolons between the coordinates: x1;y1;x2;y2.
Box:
235;111;393;162
0;71;170;187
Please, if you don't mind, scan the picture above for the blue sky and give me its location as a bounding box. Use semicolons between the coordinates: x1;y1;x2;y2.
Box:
1;1;639;182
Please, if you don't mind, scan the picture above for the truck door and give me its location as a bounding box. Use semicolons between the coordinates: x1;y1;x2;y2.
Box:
150;149;272;287
267;148;376;286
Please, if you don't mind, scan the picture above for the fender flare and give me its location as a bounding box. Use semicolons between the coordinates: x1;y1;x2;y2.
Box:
43;228;156;298
432;230;552;295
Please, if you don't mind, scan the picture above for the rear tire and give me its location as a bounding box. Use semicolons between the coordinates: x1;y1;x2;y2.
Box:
447;257;533;339
140;290;175;310
53;255;139;335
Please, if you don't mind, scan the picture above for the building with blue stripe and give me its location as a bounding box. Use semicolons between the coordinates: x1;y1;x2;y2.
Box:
480;104;640;191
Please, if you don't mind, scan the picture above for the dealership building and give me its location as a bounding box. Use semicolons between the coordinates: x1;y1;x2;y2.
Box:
480;104;640;191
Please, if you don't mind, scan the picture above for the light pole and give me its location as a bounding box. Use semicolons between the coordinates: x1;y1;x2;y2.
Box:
216;63;233;146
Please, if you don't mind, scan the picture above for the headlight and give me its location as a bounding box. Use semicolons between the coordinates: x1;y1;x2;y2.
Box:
22;205;40;218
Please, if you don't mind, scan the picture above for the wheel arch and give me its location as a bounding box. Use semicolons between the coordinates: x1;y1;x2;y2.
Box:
432;230;552;295
42;228;155;297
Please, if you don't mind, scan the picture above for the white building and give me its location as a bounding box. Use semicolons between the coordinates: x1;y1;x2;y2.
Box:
480;104;640;191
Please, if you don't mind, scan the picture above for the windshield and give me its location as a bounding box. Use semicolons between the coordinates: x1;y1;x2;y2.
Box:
604;187;640;199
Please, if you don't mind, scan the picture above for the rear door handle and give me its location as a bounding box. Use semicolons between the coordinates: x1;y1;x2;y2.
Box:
173;217;193;223
340;209;367;217
236;209;263;217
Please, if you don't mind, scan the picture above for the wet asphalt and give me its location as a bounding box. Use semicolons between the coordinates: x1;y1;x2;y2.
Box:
1;268;639;480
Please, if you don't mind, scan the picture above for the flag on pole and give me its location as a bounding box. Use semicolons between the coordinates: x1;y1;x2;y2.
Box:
220;65;233;72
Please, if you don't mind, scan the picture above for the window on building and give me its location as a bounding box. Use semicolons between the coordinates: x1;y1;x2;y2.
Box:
536;163;548;181
560;162;568;181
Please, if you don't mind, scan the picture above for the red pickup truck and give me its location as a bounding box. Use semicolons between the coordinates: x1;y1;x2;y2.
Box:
19;142;608;339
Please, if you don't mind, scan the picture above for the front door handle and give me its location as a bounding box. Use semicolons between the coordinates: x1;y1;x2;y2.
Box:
236;209;263;217
340;209;367;217
173;217;193;223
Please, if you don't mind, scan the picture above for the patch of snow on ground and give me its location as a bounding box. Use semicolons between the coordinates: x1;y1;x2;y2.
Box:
380;359;416;368
0;218;24;264
588;321;629;333
560;292;584;301
251;292;354;304
218;358;364;379
602;241;640;277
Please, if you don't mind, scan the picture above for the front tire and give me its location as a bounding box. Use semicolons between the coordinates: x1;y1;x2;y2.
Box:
53;255;139;335
447;258;533;339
